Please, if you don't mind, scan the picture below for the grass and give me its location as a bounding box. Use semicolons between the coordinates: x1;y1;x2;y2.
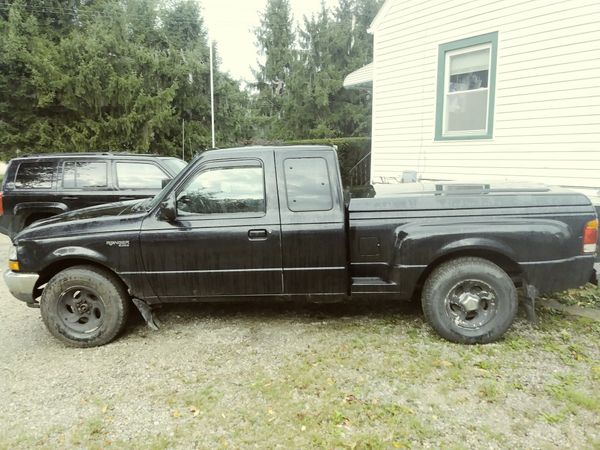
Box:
0;292;599;449
543;283;600;309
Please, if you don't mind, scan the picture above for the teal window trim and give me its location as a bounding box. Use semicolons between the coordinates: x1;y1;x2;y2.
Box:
435;32;498;141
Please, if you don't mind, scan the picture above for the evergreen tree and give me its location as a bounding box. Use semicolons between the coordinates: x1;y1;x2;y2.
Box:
251;0;382;141
0;0;251;160
252;0;295;139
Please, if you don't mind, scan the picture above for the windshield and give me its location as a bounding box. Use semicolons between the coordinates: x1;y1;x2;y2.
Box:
161;158;187;175
140;165;190;212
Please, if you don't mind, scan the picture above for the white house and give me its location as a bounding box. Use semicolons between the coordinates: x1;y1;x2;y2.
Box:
344;0;600;203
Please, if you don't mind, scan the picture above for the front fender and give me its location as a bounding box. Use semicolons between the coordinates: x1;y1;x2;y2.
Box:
49;246;111;266
19;244;113;274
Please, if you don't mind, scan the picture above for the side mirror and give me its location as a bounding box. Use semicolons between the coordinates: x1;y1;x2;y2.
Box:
161;178;171;189
158;193;177;222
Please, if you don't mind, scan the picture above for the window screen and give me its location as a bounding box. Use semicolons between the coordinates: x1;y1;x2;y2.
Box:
116;162;167;189
177;165;265;215
435;32;498;140
14;162;55;189
62;161;108;188
445;46;490;134
284;157;333;212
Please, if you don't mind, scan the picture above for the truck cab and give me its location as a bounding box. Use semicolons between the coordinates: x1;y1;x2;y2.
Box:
137;146;348;301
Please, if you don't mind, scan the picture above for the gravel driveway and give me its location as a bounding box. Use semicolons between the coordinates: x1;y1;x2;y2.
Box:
0;234;598;449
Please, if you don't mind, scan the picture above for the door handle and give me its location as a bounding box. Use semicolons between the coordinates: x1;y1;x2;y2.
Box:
120;196;136;200
248;229;268;240
62;196;79;200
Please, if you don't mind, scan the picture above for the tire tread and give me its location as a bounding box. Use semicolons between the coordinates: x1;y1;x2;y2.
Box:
40;265;130;347
422;257;518;344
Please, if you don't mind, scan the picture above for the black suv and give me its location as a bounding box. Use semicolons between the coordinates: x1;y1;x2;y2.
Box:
0;153;186;236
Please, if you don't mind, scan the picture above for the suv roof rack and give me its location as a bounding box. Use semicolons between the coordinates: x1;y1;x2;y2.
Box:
16;152;165;158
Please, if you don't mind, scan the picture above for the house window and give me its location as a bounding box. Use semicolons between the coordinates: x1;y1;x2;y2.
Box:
435;32;498;140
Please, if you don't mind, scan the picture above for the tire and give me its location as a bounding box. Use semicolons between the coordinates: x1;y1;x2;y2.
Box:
421;257;518;344
40;265;130;347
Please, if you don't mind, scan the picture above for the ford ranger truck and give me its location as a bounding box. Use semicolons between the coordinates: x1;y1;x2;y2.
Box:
4;145;597;347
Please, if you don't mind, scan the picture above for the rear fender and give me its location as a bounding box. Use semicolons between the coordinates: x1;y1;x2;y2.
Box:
12;202;69;234
392;218;571;268
14;202;69;217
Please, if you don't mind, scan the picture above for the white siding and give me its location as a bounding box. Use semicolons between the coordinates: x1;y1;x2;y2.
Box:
370;0;600;192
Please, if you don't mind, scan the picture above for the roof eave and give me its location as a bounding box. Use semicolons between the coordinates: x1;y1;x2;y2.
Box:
367;0;394;34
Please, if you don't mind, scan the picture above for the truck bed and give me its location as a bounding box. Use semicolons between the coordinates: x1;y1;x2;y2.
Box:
348;182;596;298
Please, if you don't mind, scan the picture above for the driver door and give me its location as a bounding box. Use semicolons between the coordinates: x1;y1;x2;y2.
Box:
139;152;283;301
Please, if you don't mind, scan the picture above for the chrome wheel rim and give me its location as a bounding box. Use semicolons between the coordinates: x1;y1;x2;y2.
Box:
444;279;498;330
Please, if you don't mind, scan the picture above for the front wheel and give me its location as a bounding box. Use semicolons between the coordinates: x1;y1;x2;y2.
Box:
421;257;518;344
41;266;130;347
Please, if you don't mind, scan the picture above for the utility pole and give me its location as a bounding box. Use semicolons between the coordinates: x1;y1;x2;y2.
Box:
182;118;185;161
209;37;216;149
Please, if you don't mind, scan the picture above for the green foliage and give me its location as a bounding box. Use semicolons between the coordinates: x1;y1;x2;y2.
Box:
0;0;381;160
0;0;251;160
251;0;296;139
252;0;382;141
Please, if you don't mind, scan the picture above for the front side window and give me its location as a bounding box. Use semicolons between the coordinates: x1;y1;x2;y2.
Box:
116;162;168;189
14;162;55;189
177;164;265;215
435;32;498;140
284;157;333;212
62;161;108;188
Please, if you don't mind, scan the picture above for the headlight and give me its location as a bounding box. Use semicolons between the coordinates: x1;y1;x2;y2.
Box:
8;244;19;271
8;244;17;261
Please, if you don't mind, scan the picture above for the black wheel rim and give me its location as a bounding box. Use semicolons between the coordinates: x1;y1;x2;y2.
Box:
56;286;105;336
444;279;498;330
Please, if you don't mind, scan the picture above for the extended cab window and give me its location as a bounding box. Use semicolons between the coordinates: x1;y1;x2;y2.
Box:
284;157;333;212
116;162;168;189
177;164;265;215
14;161;55;189
63;161;108;188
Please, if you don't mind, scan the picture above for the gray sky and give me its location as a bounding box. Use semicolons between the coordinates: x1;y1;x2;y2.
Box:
200;0;339;83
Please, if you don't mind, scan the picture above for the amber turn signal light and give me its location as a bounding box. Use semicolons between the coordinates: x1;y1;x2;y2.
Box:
8;260;20;271
583;219;598;253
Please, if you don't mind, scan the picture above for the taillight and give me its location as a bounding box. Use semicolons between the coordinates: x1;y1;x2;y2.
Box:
583;219;598;253
0;192;3;216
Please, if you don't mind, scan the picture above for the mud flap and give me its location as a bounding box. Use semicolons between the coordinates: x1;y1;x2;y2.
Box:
523;284;538;325
132;298;160;331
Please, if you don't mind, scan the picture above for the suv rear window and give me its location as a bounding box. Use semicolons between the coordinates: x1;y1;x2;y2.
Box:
62;161;108;188
14;161;56;189
116;162;167;189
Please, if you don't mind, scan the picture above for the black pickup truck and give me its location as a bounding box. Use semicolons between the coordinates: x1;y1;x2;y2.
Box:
4;145;597;347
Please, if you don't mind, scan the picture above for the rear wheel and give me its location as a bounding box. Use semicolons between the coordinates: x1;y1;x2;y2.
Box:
421;257;518;344
24;213;54;228
41;266;130;347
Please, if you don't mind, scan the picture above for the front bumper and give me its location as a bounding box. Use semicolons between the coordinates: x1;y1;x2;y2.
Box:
4;270;39;303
